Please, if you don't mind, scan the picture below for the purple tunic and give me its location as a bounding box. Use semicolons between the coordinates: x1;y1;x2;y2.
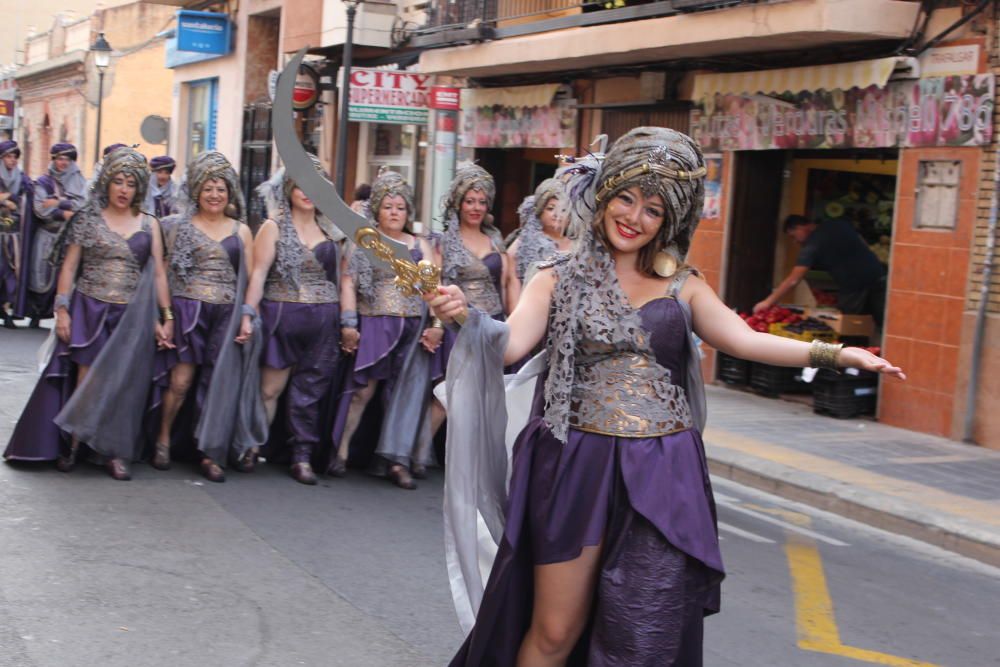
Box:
450;297;724;667
4;230;152;462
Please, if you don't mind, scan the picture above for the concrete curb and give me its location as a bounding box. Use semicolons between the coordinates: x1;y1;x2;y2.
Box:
706;445;1000;568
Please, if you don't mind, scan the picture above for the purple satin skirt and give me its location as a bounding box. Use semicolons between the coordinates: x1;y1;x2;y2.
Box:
4;292;131;461
171;297;235;367
260;300;340;453
450;417;724;667
330;315;423;447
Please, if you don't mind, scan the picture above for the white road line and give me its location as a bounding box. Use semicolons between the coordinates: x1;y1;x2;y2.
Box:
716;500;850;547
718;521;776;544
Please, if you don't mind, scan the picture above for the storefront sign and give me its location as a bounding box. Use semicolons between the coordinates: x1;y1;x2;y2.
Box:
460;102;577;148
430;87;461;111
293;64;320;111
919;44;981;77
176;10;233;56
346;68;430;125
691;74;994;151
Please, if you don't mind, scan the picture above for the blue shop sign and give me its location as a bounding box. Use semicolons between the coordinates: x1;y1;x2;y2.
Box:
176;10;232;56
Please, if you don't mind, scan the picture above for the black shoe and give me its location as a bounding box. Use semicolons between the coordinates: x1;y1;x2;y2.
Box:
327;456;347;478
411;463;427;479
290;462;318;485
55;444;78;473
1;312;15;329
28;317;40;329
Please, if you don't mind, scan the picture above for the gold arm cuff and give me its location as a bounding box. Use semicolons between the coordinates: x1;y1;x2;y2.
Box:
809;340;843;370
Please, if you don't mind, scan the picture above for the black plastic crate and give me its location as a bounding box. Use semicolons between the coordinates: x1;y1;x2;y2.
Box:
717;352;750;386
812;368;878;418
750;362;811;398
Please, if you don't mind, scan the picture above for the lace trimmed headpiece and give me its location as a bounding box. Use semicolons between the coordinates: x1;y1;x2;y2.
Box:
368;168;414;224
186;150;246;222
95;147;150;213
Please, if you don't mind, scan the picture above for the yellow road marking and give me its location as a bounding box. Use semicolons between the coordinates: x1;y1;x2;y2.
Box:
762;506;943;666
704;426;1000;526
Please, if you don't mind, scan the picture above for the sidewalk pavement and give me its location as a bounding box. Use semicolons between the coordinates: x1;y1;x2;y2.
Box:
702;384;1000;567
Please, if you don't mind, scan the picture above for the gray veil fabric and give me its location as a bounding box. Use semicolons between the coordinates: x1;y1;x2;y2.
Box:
441;308;511;631
375;308;434;466
194;239;268;464
53;262;157;461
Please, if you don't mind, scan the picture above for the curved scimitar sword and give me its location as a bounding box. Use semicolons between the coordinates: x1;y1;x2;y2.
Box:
273;48;444;300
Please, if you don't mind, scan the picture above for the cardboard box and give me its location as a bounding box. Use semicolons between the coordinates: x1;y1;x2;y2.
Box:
807;309;876;339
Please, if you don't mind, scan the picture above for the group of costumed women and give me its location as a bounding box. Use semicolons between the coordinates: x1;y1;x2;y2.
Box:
3;140;584;490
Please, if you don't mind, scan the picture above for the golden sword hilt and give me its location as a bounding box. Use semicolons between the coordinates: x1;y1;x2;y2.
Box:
355;228;466;324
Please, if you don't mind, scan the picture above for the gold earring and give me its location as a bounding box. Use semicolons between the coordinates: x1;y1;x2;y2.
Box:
653;250;678;278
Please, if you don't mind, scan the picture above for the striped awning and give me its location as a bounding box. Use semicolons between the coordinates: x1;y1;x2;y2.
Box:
691;57;916;101
460;84;559;109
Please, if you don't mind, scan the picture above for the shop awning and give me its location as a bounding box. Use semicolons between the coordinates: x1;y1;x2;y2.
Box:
460;84;559;109
690;57;918;100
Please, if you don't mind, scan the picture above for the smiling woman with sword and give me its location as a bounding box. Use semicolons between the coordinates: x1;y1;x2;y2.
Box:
425;127;906;667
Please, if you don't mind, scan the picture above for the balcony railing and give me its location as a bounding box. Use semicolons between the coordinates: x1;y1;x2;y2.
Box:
410;0;757;46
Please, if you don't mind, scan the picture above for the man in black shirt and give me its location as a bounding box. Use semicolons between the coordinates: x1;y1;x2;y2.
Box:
753;215;887;325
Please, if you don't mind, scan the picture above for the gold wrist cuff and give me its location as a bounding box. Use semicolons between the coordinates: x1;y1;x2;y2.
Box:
160;307;175;322
809;340;843;370
431;317;444;329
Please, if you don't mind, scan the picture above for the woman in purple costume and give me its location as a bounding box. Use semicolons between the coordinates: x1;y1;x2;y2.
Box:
153;151;255;483
506;177;571;301
330;169;440;490
428;127;906;666
4;147;173;481
236;158;344;485
0;140;33;328
425;164;517;460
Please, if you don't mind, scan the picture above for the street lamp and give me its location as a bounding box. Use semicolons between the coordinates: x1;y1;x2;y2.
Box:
334;0;360;196
91;32;112;164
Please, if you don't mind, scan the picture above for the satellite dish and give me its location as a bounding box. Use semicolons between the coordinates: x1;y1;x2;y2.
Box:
140;115;170;145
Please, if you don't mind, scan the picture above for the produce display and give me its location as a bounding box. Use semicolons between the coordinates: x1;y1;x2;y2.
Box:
738;307;803;333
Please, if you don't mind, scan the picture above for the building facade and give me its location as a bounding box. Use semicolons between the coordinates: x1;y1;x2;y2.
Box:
15;3;176;177
407;0;1000;449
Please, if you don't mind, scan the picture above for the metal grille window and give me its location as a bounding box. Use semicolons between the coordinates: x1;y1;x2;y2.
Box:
915;160;960;230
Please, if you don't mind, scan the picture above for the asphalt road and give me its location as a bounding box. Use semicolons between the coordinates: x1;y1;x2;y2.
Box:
1;325;998;667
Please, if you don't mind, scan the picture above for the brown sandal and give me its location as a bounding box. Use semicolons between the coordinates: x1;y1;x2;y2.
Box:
388;465;417;490
107;458;132;481
55;443;78;473
200;459;225;483
151;442;171;471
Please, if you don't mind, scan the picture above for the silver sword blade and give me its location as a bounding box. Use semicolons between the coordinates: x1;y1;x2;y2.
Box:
273;48;412;271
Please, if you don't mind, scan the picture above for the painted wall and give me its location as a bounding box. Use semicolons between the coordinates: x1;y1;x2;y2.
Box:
83;3;176;167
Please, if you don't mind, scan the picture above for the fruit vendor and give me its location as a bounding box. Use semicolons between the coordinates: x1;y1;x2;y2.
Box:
753;214;887;325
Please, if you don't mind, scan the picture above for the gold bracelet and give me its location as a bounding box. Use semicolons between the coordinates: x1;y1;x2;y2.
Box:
809;340;843;370
160;306;175;322
431;317;444;329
